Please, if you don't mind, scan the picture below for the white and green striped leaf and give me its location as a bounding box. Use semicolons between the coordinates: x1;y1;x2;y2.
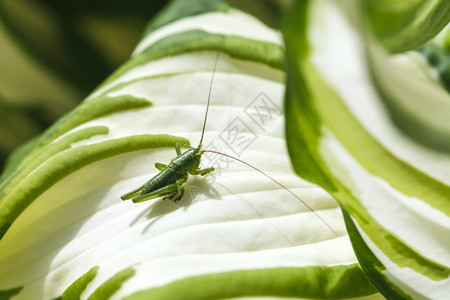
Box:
369;25;450;150
283;0;450;299
363;0;450;53
0;0;378;299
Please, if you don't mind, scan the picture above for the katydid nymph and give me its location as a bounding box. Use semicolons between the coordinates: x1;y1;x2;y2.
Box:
120;41;338;236
119;42;222;204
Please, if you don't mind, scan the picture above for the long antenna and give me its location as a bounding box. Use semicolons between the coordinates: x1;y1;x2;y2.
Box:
199;38;224;147
204;150;338;236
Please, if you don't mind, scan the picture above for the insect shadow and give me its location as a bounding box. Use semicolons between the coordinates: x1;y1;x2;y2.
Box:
135;176;221;234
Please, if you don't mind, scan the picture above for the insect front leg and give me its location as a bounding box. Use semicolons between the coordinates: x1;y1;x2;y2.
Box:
190;167;215;176
175;142;191;155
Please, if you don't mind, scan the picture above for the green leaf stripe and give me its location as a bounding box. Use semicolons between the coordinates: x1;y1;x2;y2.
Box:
95;30;284;95
60;266;99;300
125;265;376;300
87;267;136;300
0;134;187;239
1;95;152;182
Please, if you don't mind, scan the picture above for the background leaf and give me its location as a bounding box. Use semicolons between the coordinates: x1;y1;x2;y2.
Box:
363;0;450;53
284;0;450;299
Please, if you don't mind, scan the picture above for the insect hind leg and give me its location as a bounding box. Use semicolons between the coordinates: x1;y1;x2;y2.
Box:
132;177;187;203
121;184;146;200
132;183;180;203
190;167;215;176
164;185;185;202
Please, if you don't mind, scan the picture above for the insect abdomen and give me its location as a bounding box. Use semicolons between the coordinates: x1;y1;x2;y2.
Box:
141;164;181;194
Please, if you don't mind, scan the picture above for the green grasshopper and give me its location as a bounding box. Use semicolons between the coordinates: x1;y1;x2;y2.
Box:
120;42;222;204
120;41;338;236
120;142;214;203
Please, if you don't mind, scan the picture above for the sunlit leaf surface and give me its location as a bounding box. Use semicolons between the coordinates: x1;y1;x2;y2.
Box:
0;1;378;299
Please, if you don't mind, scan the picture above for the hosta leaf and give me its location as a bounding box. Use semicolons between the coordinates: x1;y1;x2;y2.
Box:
363;0;450;53
0;0;378;299
368;28;450;151
284;0;450;299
